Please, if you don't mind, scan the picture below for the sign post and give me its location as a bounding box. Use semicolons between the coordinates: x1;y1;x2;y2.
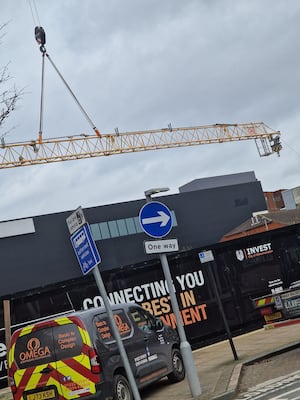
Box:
67;208;141;400
139;196;202;399
199;250;238;361
90;267;141;400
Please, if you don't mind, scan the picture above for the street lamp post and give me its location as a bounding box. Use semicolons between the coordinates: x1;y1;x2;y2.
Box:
144;188;202;399
144;187;170;202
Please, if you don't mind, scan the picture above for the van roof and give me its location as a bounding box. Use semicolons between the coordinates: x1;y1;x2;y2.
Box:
67;302;138;320
16;302;140;330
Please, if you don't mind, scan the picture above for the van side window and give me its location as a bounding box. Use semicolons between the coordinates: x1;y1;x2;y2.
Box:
129;308;156;332
94;309;132;344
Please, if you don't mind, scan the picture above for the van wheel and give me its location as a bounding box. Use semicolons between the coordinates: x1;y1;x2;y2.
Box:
167;349;185;383
113;374;133;400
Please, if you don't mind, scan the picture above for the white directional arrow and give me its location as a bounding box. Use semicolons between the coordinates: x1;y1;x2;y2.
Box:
142;211;170;227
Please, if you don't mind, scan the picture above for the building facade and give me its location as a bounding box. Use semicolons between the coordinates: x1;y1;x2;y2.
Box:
1;172;300;387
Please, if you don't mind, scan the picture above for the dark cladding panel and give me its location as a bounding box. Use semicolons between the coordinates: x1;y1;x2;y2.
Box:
0;180;266;296
0;212;80;295
167;181;266;248
179;171;257;192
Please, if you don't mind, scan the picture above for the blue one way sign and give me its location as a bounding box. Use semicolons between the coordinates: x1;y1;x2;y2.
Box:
70;223;101;275
139;201;173;238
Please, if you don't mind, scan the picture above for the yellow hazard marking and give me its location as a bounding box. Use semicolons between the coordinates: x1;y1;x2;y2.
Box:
19;325;35;336
10;318;97;398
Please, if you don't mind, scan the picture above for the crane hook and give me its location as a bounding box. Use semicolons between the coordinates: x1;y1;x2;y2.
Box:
35;26;46;53
33;25;102;140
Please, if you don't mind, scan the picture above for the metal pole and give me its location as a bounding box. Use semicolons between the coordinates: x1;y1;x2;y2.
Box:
144;191;201;398
160;253;202;398
207;262;238;361
3;300;11;386
92;266;141;400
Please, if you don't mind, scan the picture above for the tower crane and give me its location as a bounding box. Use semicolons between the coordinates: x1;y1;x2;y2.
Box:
0;122;281;169
0;27;282;169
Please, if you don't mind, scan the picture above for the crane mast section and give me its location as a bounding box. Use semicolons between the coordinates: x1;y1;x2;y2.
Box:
0;122;280;169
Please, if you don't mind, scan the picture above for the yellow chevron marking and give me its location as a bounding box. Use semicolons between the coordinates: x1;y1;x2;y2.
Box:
8;342;15;368
11;318;97;399
19;325;35;336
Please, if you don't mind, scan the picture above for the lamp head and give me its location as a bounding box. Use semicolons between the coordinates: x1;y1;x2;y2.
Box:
144;187;170;202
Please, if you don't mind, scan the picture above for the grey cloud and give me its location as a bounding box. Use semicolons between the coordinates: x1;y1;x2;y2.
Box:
1;0;300;220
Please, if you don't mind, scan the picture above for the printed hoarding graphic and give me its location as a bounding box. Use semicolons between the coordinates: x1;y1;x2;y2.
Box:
82;270;208;329
236;242;273;261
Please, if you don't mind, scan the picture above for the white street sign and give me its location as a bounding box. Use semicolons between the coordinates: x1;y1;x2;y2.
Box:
66;206;86;234
142;211;170;227
199;250;214;263
144;238;179;254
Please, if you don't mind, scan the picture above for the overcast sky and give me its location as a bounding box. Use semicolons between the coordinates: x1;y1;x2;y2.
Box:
1;1;300;221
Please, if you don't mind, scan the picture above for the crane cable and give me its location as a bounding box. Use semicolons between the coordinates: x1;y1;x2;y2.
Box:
27;0;41;26
34;26;102;144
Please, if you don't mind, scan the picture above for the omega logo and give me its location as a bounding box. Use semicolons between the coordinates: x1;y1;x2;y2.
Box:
27;338;41;351
113;314;130;334
19;337;51;363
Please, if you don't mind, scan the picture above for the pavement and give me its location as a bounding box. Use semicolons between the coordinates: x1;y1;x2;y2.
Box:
142;318;300;400
1;319;300;400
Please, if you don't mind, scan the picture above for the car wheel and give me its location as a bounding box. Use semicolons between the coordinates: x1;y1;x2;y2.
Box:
167;348;185;383
113;374;133;400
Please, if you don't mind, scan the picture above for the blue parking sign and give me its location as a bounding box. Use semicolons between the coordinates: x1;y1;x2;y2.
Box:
70;224;101;275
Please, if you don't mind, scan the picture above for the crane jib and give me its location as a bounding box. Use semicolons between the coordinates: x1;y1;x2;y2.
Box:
0;123;281;169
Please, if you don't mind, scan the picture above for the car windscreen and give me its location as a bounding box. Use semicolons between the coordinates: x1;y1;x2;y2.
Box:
14;323;83;369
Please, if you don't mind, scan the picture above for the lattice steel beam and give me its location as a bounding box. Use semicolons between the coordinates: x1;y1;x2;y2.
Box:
0;122;281;169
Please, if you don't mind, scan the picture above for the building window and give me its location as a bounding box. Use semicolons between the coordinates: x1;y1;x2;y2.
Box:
99;222;110;239
108;220;119;238
117;219;128;236
171;210;178;225
125;218;136;234
133;217;143;233
90;211;177;241
90;224;101;240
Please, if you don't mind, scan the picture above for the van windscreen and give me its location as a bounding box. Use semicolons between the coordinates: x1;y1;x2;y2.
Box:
14;323;83;368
